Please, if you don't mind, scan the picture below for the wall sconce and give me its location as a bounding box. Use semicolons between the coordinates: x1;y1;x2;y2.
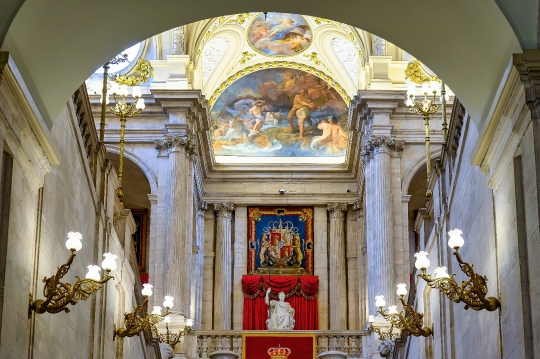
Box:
114;283;173;340
29;232;117;317
152;316;193;347
368;313;402;341
370;288;433;339
415;229;501;312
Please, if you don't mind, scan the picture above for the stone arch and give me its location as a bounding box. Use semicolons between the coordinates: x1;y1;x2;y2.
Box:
2;0;522;132
402;148;442;194
105;145;158;194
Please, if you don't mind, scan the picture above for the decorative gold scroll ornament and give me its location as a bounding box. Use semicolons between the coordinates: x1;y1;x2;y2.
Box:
111;59;154;86
405;60;439;85
209;62;351;107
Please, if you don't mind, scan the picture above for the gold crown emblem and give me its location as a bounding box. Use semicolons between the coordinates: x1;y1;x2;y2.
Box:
268;345;291;359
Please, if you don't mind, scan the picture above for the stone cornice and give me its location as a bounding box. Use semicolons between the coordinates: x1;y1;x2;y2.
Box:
214;202;235;218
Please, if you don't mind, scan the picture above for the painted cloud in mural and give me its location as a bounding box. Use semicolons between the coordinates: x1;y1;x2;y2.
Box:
248;13;312;56
210;68;349;157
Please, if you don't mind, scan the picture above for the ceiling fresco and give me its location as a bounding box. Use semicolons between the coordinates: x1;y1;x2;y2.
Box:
210;68;349;158
247;13;312;57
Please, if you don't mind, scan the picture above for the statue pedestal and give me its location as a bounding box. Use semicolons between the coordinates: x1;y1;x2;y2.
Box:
209;350;238;359
318;351;348;359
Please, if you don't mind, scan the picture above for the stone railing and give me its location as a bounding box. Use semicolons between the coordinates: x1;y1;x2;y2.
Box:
192;330;369;358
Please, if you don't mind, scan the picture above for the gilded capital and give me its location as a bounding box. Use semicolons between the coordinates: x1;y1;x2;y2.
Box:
327;203;347;219
214;202;235;218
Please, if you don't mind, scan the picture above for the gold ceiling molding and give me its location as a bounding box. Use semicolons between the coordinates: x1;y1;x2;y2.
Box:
111;59;154;86
405;60;439;84
208;61;351;107
314;17;339;25
194;16;227;66
227;13;253;25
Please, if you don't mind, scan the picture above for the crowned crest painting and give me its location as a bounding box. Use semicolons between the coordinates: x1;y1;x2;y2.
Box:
248;207;314;275
248;13;312;56
210;68;349;158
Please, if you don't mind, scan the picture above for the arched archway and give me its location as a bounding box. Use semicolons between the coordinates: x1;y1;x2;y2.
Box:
1;0;523;134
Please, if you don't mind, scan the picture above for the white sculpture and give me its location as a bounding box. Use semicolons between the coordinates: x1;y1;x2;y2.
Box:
265;288;295;330
159;343;173;359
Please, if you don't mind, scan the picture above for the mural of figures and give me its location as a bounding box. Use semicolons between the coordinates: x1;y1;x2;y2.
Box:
248;207;314;275
248;13;312;56
211;68;349;157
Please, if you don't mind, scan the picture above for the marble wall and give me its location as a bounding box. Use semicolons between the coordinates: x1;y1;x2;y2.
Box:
0;60;159;359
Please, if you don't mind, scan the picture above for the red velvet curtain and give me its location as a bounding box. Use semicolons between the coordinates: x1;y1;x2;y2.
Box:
242;275;318;330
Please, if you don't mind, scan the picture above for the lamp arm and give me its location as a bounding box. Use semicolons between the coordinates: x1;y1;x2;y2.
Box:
114;299;170;341
29;252;114;316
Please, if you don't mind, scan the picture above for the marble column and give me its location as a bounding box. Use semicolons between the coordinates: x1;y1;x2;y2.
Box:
156;134;196;317
363;136;403;309
327;203;348;330
213;202;235;330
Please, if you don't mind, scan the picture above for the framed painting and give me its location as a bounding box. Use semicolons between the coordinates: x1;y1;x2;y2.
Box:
248;207;314;275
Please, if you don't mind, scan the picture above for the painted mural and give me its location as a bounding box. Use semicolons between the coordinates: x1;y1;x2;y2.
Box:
211;68;349;157
248;13;312;56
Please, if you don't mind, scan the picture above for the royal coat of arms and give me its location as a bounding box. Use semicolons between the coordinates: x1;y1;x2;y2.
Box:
248;207;313;275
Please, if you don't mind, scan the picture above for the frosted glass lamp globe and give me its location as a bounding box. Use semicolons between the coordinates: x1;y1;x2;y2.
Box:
414;251;430;270
131;86;142;98
434;266;450;278
448;229;465;249
368;315;375;323
136;98;145;110
151;306;162;315
163;296;174;309
388;305;399;315
396;283;408;297
375;295;386;309
164;316;171;324
66;231;83;251
142;283;153;297
85;265;101;281
185;318;193;327
119;84;129;97
101;253;118;271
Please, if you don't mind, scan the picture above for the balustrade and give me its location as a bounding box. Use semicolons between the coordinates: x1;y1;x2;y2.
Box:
192;331;368;359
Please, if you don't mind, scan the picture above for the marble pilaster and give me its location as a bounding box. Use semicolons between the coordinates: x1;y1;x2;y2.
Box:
314;207;329;329
213;202;235;330
232;206;247;330
193;201;207;329
327;203;348;330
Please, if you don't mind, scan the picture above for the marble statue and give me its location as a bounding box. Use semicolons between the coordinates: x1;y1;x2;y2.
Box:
378;340;395;357
159;343;174;359
265;288;295;330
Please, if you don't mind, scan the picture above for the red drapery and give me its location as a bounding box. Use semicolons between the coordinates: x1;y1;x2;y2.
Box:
242;275;318;330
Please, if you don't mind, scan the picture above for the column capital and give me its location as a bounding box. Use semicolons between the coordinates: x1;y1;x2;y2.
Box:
361;135;404;163
327;203;347;219
154;134;198;156
214;202;235;218
198;200;208;212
